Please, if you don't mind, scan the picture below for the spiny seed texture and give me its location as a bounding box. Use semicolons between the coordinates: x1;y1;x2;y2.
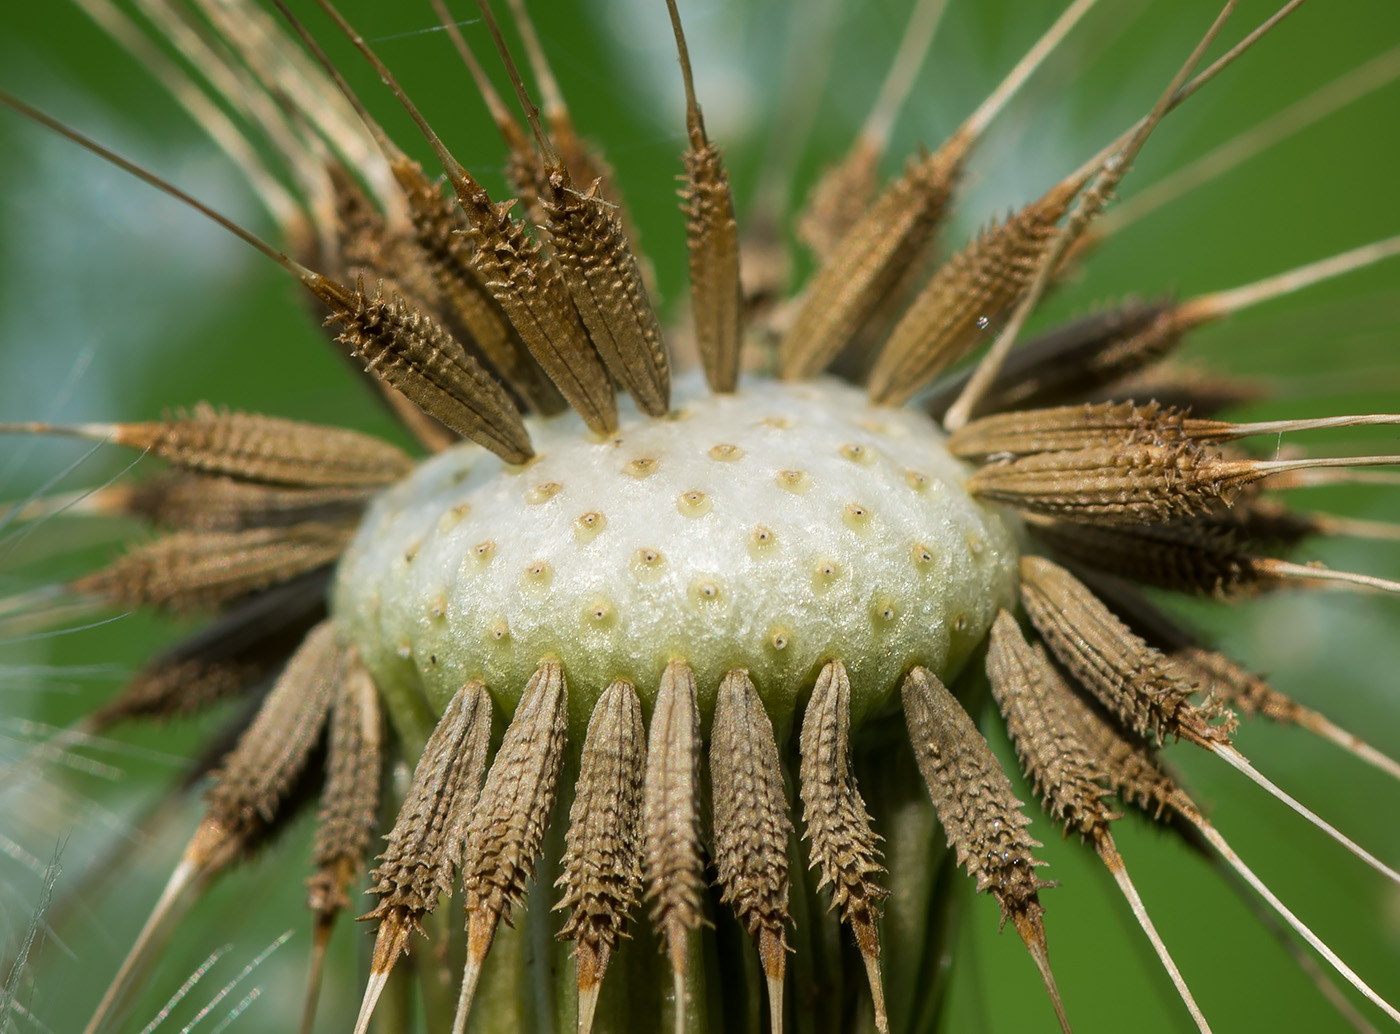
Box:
334;377;1020;728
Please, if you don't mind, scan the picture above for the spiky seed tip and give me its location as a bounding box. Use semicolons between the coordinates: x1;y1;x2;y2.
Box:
1050;668;1179;820
364;680;492;921
285;0;559;421
357;678;491;1034
303;655;382;1033
866;180;1077;407
968;436;1400;527
642;659;705;1031
326;174;505;450
798;660;889;1033
381;154;562;415
986;613;1211;1032
0;405;414;487
949;400;1192;459
663;0;742;394
681;135;742;394
948;400;1400;459
900;665;1049;911
439;684;495;876
461;197;620;435
308;0;618;434
331;286;534;464
202;619;344;839
457;660;569;1031
899;665;1068;1030
555;679;646;1011
542;175;671;417
985;611;1117;836
966;440;1229;525
1019;555;1232;747
711;668;793;1027
85;620;344;1034
72;523;352;614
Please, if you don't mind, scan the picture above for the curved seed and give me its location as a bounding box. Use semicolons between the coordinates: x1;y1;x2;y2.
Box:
900;665;1069;1033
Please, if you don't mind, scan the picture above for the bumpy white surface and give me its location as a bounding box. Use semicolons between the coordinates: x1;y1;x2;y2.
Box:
333;377;1021;732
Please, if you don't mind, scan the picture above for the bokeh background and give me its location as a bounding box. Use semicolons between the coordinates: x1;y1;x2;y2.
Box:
2;0;1399;1031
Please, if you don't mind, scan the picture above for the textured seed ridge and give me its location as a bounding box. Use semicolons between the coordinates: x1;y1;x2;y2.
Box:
335;377;1020;727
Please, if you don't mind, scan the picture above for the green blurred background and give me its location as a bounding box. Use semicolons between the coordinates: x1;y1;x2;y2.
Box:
2;0;1399;1031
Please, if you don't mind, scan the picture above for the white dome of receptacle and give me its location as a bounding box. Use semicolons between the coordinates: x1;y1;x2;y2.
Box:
333;377;1021;733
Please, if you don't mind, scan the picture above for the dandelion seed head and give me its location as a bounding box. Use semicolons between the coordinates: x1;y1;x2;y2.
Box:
3;1;1400;1032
